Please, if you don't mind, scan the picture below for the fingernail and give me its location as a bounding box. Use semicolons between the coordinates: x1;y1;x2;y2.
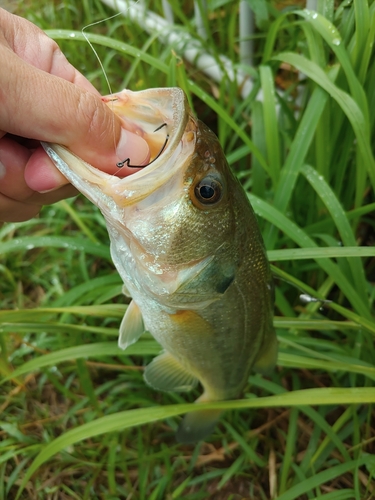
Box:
35;167;68;193
24;148;68;193
116;128;150;167
38;187;59;194
0;160;6;179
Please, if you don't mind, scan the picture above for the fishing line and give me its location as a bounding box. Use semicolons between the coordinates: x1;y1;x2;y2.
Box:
81;4;168;174
82;12;124;155
82;14;123;96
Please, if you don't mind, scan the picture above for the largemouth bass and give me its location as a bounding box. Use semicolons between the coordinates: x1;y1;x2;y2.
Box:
43;88;277;443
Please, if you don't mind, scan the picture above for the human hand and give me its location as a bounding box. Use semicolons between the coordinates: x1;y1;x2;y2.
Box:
0;8;150;222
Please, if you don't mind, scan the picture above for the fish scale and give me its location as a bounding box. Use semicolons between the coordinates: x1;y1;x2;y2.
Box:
43;87;277;443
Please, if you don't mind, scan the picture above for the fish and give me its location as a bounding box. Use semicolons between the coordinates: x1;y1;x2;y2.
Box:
42;87;277;443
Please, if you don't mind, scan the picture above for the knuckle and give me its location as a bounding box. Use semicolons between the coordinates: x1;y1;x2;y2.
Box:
76;92;114;145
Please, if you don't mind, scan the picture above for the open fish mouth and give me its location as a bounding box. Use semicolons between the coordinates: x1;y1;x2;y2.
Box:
101;88;189;168
42;88;196;212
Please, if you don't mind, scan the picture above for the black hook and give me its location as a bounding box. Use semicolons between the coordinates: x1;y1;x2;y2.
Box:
116;123;169;169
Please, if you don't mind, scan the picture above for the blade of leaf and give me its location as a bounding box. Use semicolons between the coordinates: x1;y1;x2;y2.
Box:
273;52;375;193
250;194;373;320
16;387;375;499
2;341;160;383
300;164;368;304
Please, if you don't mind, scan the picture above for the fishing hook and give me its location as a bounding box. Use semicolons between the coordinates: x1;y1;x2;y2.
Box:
116;123;169;169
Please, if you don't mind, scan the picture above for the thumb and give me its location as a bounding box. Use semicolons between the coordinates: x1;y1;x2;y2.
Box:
0;48;150;173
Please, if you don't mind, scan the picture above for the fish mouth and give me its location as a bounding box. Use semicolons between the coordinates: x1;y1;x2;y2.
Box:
101;88;189;167
42;88;196;214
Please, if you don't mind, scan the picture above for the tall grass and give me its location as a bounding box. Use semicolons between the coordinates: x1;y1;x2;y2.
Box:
0;0;374;498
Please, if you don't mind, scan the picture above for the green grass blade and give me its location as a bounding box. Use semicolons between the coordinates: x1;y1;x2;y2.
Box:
278;353;375;382
0;236;110;260
0;304;125;321
352;0;370;73
279;407;299;494
45;30;169;73
271;266;375;335
260;65;281;185
357;7;375;84
309;406;354;467
300;164;368;304
268;246;375;261
273;52;375;193
2;341;160;382
57;200;99;243
16;387;375;498
251;100;267;198
0;323;119;340
310;491;356;500
250;194;373;319
264;85;329;248
276;456;369;500
187;80;269;172
295;9;369;121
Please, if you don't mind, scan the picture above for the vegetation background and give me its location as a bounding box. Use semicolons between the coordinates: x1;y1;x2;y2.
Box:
0;0;375;498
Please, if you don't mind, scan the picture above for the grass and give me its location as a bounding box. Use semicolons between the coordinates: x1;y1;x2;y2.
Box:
1;0;375;498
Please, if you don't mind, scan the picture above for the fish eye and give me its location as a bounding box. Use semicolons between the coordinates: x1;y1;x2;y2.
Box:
194;176;223;205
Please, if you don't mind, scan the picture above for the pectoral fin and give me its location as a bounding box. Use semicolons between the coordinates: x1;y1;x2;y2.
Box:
175;256;235;299
118;300;145;350
144;352;199;393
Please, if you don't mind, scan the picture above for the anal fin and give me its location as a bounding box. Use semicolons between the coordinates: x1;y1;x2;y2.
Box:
144;352;198;393
118;300;144;350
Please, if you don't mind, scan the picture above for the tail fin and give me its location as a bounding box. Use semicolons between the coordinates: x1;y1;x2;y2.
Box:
176;408;222;444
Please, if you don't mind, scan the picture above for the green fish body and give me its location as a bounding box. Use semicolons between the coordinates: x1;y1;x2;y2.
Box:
43;88;277;443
